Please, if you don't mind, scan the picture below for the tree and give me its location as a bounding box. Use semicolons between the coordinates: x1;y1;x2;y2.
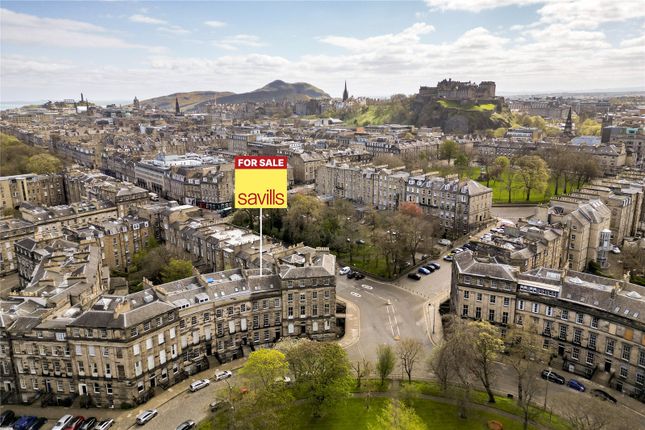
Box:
478;153;496;187
368;400;426;430
277;339;352;418
351;358;372;389
493;127;507;138
489;155;509;186
396;338;424;383
557;393;628;430
516;155;550;202
25;153;62;174
439;140;459;164
504;323;549;430
160;258;193;283
454;152;470;178
497;156;518;203
465;321;504;403
239;349;289;390
281;194;325;246
394;203;435;266
373;154;405;169
376;344;396;386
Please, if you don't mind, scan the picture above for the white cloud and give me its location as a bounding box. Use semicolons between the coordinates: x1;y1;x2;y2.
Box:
204;20;227;28
157;25;190;35
425;0;541;12
129;14;167;25
0;8;147;49
212;34;265;50
320;23;435;52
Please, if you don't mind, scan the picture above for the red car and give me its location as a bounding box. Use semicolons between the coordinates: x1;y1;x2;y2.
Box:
63;417;85;430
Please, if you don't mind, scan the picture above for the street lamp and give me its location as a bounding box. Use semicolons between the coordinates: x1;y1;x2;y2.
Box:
543;366;551;411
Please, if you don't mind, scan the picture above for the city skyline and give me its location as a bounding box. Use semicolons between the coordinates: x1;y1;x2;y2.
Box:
1;0;644;102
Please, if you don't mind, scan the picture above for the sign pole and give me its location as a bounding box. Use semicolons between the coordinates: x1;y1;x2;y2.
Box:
259;207;263;276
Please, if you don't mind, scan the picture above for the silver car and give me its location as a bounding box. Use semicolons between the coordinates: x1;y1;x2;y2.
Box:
136;410;158;426
189;378;210;392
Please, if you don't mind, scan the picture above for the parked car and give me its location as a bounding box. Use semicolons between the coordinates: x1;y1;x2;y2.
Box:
463;243;475;250
51;416;74;430
443;255;454;262
592;389;617;404
214;370;233;381
94;420;114;430
189;379;210;392
339;267;350;275
540;369;565;385
353;272;365;280
12;416;38;430
209;399;231;412
407;273;421;281
25;417;47;430
418;267;430;275
63;417;84;430
612;246;621;254
566;379;585;392
428;263;440;270
422;265;435;273
78;418;97;430
175;421;195;430
135;410;158;426
347;271;356;279
0;411;15;427
438;239;452;246
451;248;464;254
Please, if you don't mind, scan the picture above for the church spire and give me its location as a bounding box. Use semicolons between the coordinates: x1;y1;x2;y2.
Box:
175;97;180;115
342;81;349;102
563;107;573;137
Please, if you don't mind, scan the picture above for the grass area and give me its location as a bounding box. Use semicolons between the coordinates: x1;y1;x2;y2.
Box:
437;100;497;112
470;167;580;204
335;244;392;279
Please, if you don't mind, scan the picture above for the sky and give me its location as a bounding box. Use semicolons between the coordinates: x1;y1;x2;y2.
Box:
1;0;644;102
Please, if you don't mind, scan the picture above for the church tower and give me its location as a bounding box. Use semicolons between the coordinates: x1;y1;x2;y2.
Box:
342;81;349;102
175;97;180;115
563;107;573;137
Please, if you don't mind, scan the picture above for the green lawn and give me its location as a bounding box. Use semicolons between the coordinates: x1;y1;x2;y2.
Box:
335;244;392;278
437;100;496;112
470;167;580;204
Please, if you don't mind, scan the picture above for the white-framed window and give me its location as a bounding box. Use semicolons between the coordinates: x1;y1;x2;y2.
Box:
531;303;540;314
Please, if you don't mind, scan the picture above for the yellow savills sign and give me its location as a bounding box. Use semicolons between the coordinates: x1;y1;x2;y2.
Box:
234;156;288;209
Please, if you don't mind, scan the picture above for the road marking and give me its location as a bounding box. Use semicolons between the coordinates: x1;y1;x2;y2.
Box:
361;284;373;290
390;304;401;338
385;305;396;337
350;291;362;298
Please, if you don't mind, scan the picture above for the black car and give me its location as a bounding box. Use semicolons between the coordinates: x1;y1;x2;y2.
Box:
407;273;421;281
347;271;356;279
540;369;565;384
175;421;195;430
592;389;617;404
354;272;365;280
79;417;97;430
429;263;440;270
423;265;435;273
26;418;48;430
0;410;15;426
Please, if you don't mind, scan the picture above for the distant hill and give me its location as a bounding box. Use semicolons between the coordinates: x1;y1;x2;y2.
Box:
140;91;234;111
216;80;330;104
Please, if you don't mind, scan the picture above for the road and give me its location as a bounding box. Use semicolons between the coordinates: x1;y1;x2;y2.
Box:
491;205;537;222
336;259;452;363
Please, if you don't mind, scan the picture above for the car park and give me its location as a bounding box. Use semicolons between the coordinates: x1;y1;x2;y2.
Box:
215;370;233;381
52;416;74;430
189;379;210;392
63;417;84;430
175;421;195;430
12;416;38;430
339;267;350;275
566;379;585;392
592;389;617;403
94;420;114;430
136;410;158;426
0;411;15;427
407;273;421;281
443;255;453;262
540;369;565;384
418;267;430;275
353;272;365;280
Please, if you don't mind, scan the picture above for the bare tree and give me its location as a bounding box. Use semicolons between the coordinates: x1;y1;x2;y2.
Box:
396;338;424;383
428;341;453;392
352;358;373;389
557;393;627;430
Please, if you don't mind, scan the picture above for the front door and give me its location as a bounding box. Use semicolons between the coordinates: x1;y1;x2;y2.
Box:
150;375;156;388
79;384;88;395
45;380;52;393
604;359;612;372
558;344;565;356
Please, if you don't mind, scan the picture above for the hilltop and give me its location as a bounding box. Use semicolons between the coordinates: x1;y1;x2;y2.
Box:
216;80;330;104
140;91;234;111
